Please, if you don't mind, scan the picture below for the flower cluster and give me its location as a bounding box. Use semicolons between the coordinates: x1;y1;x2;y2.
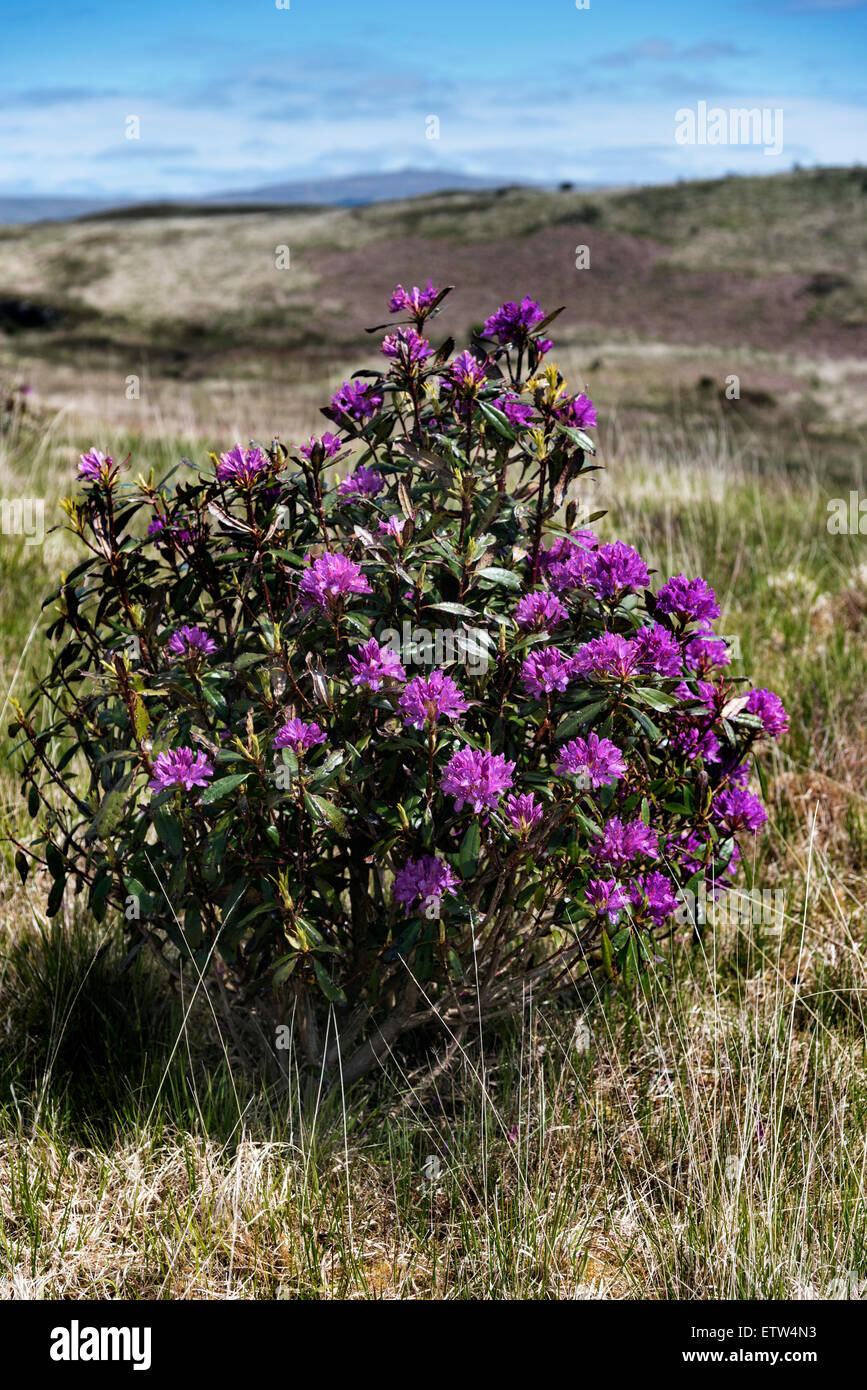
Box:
149;747;214;793
330;379;383;423
555;734;626;788
388;280;440;321
483;296;546;348
440;748;515;813
394;855;460;915
299;552;371;612
348;637;406;690
338;466;385;500
273;719;327;754
399;670;469;730
167;625;219;659
216;445;272;487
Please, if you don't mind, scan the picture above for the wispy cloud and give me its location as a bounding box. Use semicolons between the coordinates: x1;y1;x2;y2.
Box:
0;86;122;108
93;144;198;162
600;39;753;68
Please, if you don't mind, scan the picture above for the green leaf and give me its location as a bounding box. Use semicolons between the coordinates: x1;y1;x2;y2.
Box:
313;958;346;1003
556;422;596;454
47;875;65;918
199;684;228;719
152;808;183;857
305;793;346;835
457;820;481;878
628;707;662;740
447;949;466;981
90;868;113;921
426;601;477;617
634;686;679;711
94;784;128;839
476;566;522;590
477;401;517;441
200;773;249;805
46;842;65;881
14;850;29;885
273;953;299;986
573;807;603;840
132;691;150;742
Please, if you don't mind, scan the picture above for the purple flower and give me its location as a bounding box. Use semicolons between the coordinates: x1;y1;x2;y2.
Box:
399;670;469;730
746;688;788;739
632;623;682;679
571;632;638;681
299;552;372;612
629;871;679;924
149;747;214;793
330;379;383;423
216;444;271;486
556;733;627;788
449;351;488;394
393;854;460;916
713;787;768;834
656;574;720;625
502;792;544;836
381;327;432;363
671;724;721;764
492;394;535;428
673;678;719;711
440;748;515;813
388;280;440;318
514;590;568;632
667;828;710;879
719;757;752;789
685;626;731;673
482;297;546;347
348;637;406;691
337;466;385;500
585;878;629;921
167;625;219;659
539;530;598;594
78;447;114;481
300;432;343;462
585;542;650;601
596;817;659;868
148;513;198;546
668;827;741;896
554;393;598;430
378;515;406;541
521;646;574;698
273;718;327;754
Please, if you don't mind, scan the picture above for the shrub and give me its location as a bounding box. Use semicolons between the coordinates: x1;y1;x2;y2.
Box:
10;282;786;1085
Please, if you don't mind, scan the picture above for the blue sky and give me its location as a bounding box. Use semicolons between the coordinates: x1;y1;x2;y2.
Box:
1;0;865;196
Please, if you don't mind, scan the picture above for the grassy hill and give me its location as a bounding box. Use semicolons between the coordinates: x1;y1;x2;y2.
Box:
1;165;865;463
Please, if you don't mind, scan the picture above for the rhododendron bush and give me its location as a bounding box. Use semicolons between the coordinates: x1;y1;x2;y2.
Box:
11;283;786;1084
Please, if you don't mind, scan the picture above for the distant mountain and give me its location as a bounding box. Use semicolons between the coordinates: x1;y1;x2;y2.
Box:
0;169;545;225
0;195;122;224
202;168;539;206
